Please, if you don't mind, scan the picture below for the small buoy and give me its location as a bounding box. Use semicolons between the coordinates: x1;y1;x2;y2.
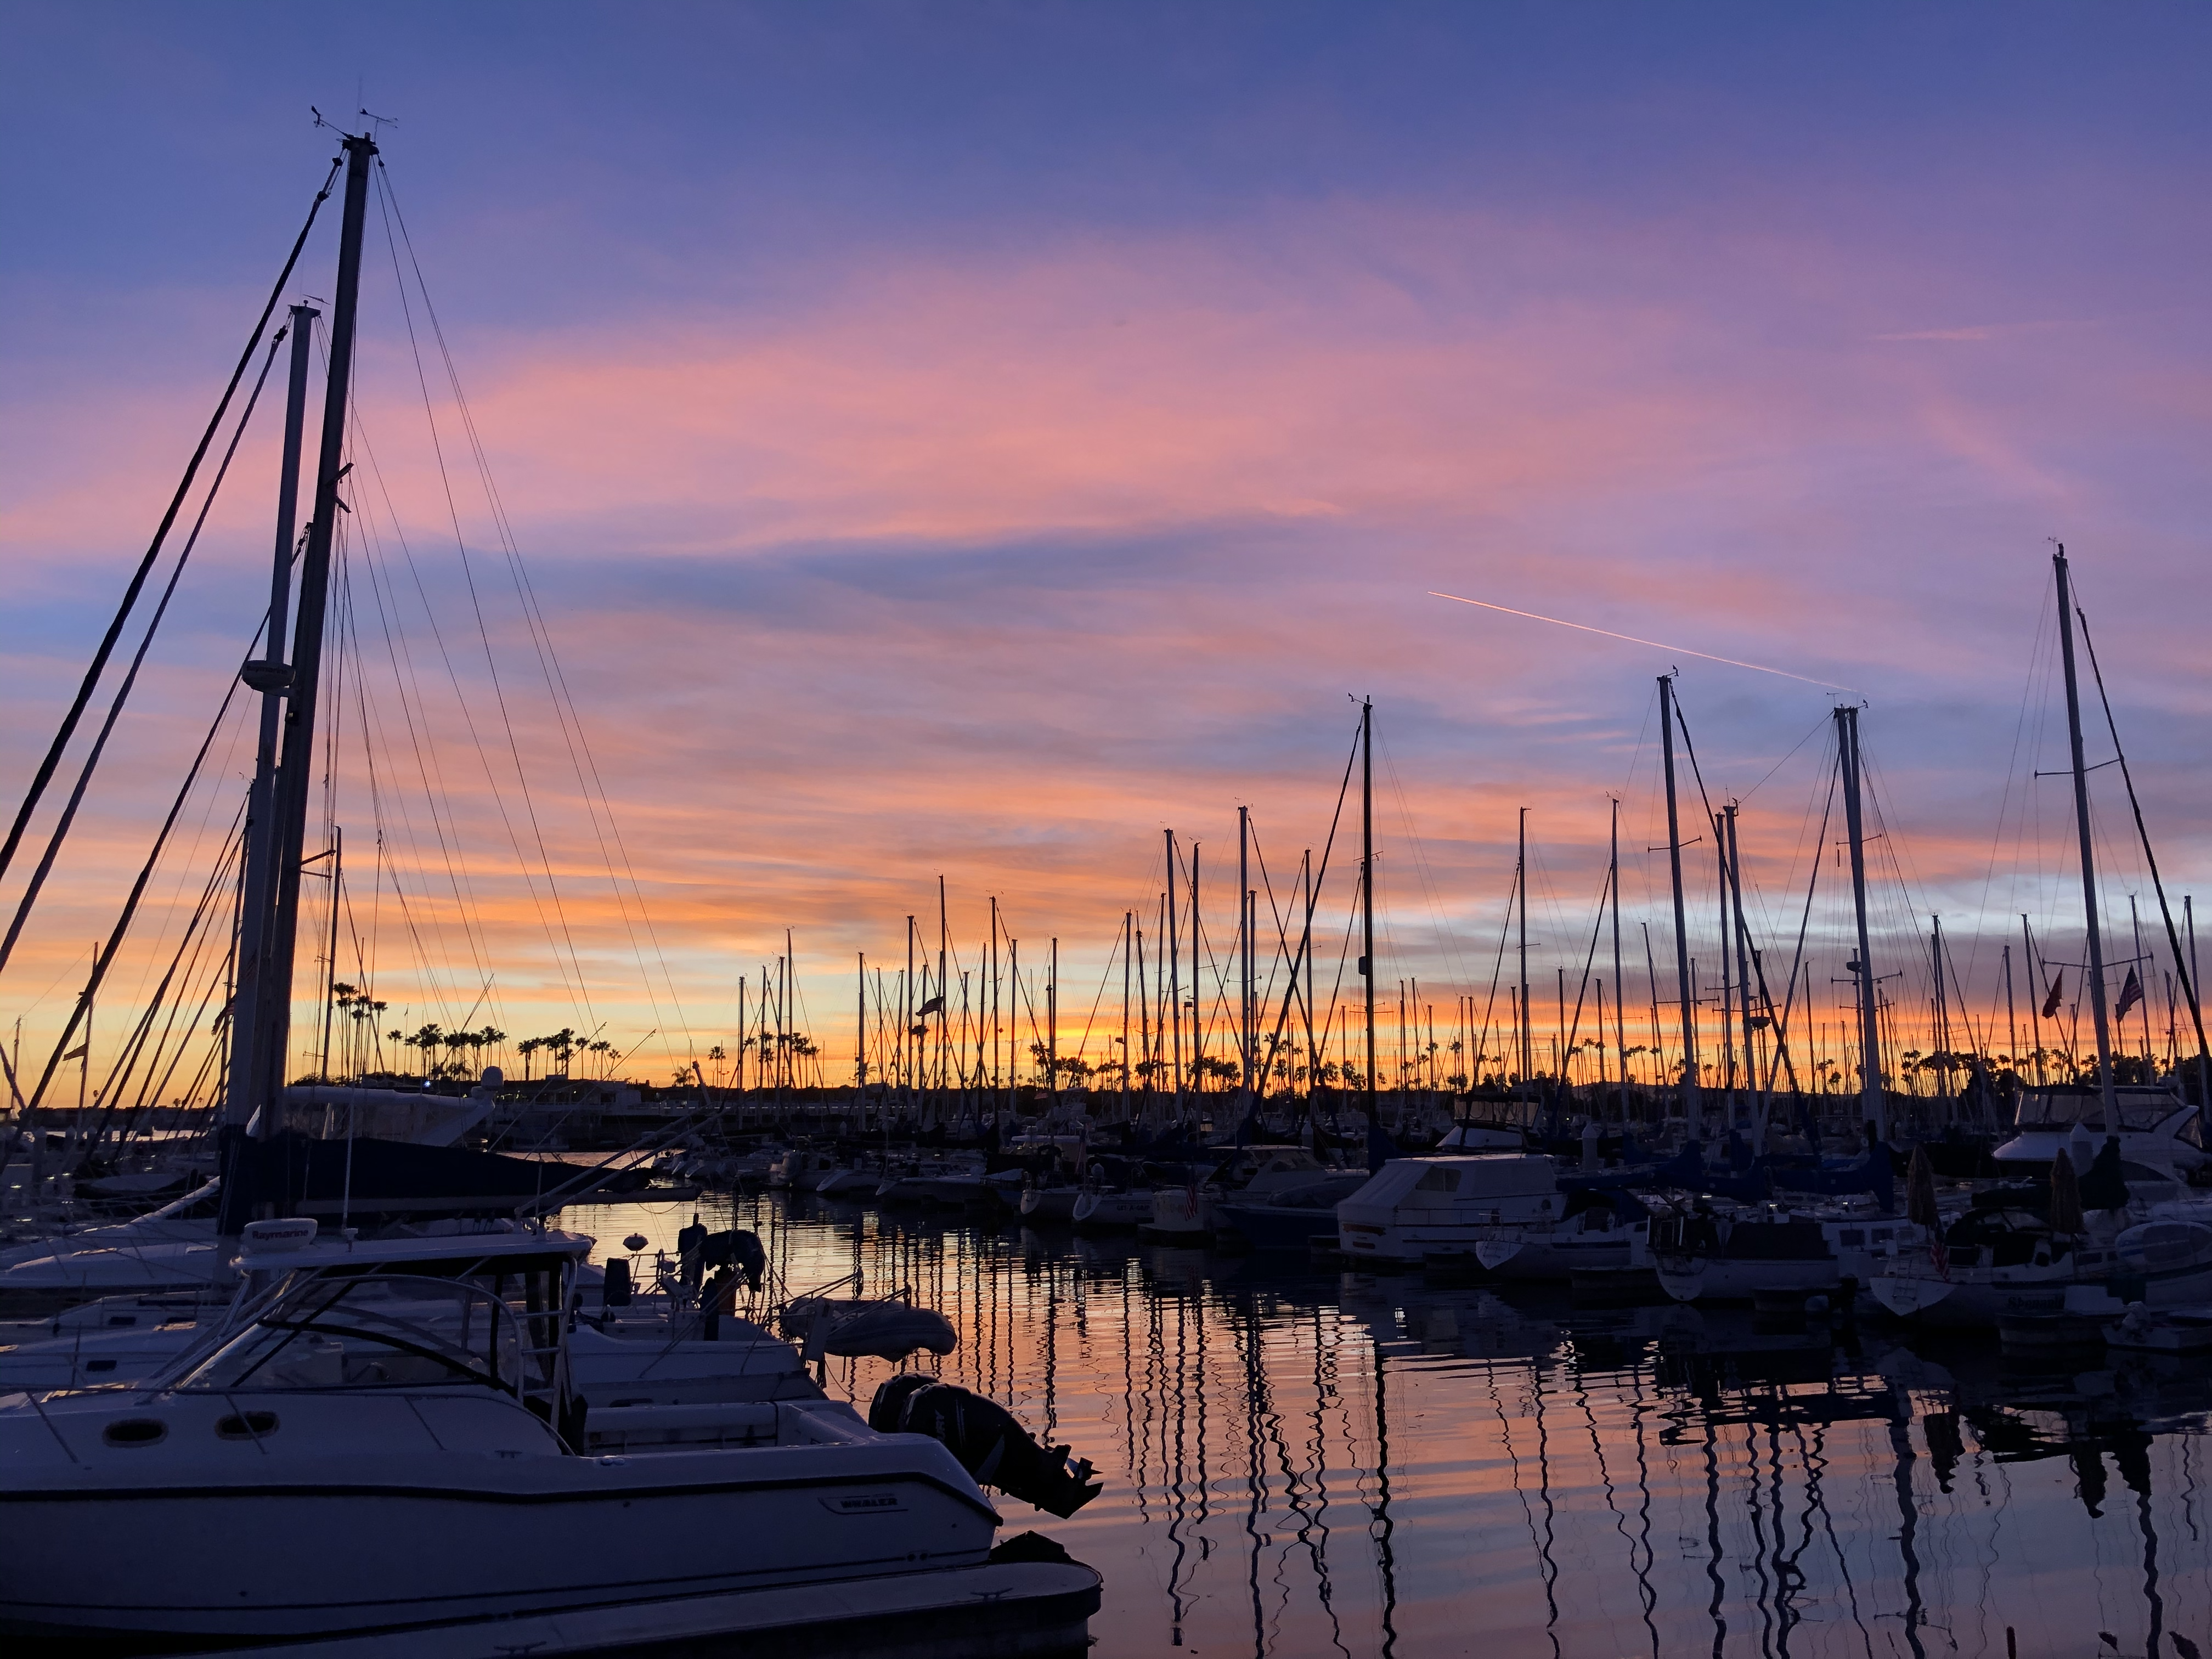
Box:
622;1233;648;1253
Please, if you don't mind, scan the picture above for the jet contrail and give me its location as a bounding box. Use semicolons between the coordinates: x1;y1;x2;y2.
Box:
1427;590;1853;691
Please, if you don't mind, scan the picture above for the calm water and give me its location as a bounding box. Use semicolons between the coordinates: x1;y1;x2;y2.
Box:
568;1193;2212;1659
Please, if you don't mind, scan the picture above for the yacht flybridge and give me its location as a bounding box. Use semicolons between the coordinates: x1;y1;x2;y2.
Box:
1993;1084;2206;1187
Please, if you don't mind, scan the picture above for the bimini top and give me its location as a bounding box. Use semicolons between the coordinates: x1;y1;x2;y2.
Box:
238;1218;594;1276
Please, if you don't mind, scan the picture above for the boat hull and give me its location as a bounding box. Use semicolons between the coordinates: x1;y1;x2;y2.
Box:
154;1561;1102;1659
0;1444;995;1647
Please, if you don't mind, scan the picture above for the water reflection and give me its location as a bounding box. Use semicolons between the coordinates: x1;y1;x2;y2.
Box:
571;1195;2212;1659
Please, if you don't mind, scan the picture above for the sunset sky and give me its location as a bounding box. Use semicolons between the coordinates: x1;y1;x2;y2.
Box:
3;5;2209;1092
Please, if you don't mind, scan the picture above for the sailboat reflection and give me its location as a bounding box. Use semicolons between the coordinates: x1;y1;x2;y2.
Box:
566;1194;2212;1658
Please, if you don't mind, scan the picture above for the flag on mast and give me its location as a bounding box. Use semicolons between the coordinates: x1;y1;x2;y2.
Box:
2040;972;2064;1020
2115;969;2143;1020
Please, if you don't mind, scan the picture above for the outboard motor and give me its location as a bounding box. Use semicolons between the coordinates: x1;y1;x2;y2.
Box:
870;1376;1102;1518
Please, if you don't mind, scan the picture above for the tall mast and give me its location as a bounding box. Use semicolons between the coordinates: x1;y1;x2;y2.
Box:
1239;805;1252;1098
224;301;317;1134
855;951;866;1094
1658;675;1700;1139
1835;705;1884;1139
1121;910;1132;1106
936;876;949;1097
1360;698;1376;1123
1516;808;1530;1090
1725;805;1758;1147
254;134;375;1124
1136;911;1149;1114
1164;832;1181;1105
1715;807;1735;1117
1931;916;1951;1109
1610;797;1627;1125
1190;842;1203;1111
1302;851;1317;1105
223;133;375;1237
2053;545;2119;1137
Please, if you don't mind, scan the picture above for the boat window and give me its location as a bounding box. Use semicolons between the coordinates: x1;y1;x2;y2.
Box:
1839;1230;1865;1246
1415;1169;1462;1193
2013;1090;2186;1132
175;1275;523;1395
1873;1229;1893;1243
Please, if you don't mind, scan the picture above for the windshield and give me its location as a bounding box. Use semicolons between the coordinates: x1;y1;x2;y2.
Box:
2012;1089;2185;1133
177;1274;524;1395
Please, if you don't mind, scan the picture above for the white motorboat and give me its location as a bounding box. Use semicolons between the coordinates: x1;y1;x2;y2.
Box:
767;1146;840;1190
1017;1180;1081;1222
1870;1205;2212;1327
1651;1198;1931;1304
815;1157;884;1197
911;1153;996;1206
1139;1148;1333;1243
1333;1153;1564;1268
1449;1190;1652;1282
1215;1173;1370;1251
1070;1181;1154;1232
0;1223;1094;1651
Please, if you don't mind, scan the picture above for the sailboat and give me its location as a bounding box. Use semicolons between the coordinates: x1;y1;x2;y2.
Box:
1872;549;2212;1327
0;127;1101;1652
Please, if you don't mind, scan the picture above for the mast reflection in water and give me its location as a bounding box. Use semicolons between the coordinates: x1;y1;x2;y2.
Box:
573;1195;2212;1659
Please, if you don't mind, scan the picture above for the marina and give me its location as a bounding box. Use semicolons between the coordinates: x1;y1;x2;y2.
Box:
6;11;2212;1658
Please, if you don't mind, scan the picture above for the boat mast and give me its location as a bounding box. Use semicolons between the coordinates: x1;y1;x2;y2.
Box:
224;301;317;1138
1931;916;1951;1112
1165;830;1181;1107
1714;808;1734;1121
1239;804;1252;1099
1516;808;1530;1092
1726;805;1758;1146
1835;704;1884;1140
990;895;1001;1096
223;132;376;1236
1302;850;1317;1107
2074;604;2212;1121
1610;798;1627;1126
1360;698;1376;1124
1121;910;1132;1108
1658;675;1700;1139
2053;545;2120;1137
1190;841;1202;1116
936;876;949;1099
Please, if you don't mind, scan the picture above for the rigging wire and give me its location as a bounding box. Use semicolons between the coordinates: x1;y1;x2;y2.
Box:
0;159;338;900
374;156;694;1069
0;326;286;986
